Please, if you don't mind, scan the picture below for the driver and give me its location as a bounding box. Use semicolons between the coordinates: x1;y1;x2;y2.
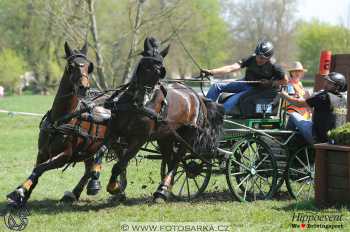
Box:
201;40;288;112
280;72;347;144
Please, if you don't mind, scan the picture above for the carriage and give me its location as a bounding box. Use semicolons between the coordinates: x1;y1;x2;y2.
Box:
136;85;315;202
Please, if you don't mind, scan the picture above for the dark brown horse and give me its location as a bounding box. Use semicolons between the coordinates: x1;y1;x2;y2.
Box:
105;37;224;202
7;42;108;206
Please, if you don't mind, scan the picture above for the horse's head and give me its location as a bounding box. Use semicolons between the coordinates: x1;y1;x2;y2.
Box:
134;37;170;90
64;41;94;98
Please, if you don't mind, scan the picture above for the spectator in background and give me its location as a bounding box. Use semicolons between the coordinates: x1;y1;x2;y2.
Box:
286;61;311;119
0;86;4;97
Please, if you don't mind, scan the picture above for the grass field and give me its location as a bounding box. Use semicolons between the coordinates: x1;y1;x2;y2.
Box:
0;95;349;232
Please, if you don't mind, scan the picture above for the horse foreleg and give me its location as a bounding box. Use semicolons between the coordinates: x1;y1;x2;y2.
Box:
60;158;94;203
86;144;108;195
106;140;144;196
7;150;71;206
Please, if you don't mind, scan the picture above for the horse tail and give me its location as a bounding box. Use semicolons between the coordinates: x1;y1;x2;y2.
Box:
204;99;224;138
193;99;224;154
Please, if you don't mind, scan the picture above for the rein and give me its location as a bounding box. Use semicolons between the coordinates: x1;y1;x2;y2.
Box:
162;78;262;84
90;83;130;101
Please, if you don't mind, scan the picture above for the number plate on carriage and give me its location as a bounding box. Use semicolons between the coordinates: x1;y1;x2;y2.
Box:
256;104;272;113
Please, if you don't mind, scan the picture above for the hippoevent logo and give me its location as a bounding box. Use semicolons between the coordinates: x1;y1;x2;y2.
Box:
291;211;344;230
3;205;30;231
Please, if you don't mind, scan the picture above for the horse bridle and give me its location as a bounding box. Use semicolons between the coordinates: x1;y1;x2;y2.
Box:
68;53;92;83
55;54;93;101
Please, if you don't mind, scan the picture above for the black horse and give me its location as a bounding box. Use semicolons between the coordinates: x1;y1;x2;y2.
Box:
104;37;224;202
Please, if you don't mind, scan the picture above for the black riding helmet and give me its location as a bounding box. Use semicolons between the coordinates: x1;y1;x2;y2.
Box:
324;72;347;92
255;40;274;59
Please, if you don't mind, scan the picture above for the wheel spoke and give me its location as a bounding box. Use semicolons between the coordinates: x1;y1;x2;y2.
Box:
295;176;310;183
256;168;274;173
173;170;185;184
295;181;307;197
289;168;308;175
252;176;257;201
237;174;251;188
255;154;269;169
237;146;254;164
231;158;251;172
230;171;246;176
305;148;311;172
186;177;190;199
178;175;187;196
193;178;200;191
199;173;207;178
244;177;251;200
254;176;265;196
295;155;308;170
247;141;258;163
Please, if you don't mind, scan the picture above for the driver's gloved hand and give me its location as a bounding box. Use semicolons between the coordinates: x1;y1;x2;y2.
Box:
200;69;213;77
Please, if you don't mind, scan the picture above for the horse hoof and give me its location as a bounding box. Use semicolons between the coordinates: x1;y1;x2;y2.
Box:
6;189;26;207
107;182;122;195
87;179;101;196
59;191;77;204
153;188;170;202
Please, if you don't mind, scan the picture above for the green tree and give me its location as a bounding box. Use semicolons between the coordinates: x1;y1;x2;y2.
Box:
0;49;28;94
296;20;350;74
159;0;233;77
0;0;235;89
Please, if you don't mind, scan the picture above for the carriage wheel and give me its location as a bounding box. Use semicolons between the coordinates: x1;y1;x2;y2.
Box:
226;137;278;202
160;154;212;201
259;136;288;194
286;145;315;200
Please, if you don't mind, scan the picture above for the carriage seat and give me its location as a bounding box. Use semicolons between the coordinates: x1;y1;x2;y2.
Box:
218;91;280;118
80;106;111;123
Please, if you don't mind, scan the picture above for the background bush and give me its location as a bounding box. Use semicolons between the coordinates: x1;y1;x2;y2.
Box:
328;123;350;145
0;49;28;95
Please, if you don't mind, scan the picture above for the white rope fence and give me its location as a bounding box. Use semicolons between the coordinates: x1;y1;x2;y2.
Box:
0;109;44;117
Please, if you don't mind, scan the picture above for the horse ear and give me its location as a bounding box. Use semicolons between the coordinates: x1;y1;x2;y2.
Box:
144;37;152;52
80;42;88;55
160;44;170;58
64;41;73;58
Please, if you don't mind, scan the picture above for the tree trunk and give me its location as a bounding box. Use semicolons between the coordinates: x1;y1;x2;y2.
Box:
121;0;146;84
87;0;107;89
